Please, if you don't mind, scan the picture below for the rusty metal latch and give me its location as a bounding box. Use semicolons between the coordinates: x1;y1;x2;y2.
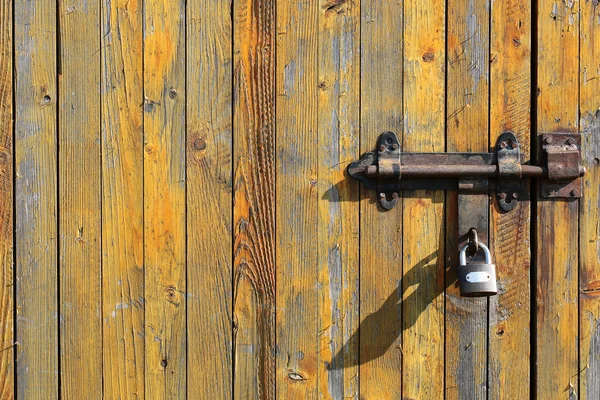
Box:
347;131;585;211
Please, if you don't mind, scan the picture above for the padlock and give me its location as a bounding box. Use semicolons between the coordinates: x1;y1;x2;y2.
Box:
458;242;498;297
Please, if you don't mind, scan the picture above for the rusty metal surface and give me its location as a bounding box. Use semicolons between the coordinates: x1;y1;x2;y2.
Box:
540;132;584;198
347;131;585;209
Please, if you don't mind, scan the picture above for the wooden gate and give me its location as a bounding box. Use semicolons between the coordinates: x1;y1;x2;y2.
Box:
0;0;599;398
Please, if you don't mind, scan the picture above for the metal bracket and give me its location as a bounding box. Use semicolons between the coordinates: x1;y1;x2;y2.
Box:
347;131;585;211
540;132;584;198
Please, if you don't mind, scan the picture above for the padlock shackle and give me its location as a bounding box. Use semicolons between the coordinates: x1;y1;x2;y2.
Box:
459;242;491;265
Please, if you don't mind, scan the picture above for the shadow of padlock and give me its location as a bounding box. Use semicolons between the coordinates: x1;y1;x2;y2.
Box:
458;243;498;297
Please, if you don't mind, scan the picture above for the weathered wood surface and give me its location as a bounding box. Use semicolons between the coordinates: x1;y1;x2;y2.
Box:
4;0;600;398
402;0;446;398
489;1;532;398
445;0;489;397
0;0;12;397
101;0;144;398
358;1;404;398
580;0;600;398
14;0;57;398
275;0;319;397
536;0;580;398
233;0;274;398
143;0;186;397
59;0;102;397
316;1;360;398
188;0;232;398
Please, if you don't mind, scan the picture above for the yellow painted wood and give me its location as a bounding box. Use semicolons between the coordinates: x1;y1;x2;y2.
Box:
402;0;445;398
233;0;274;398
143;0;186;398
15;0;58;397
445;0;489;397
316;1;360;398
59;0;102;397
187;0;232;398
101;0;144;398
579;1;600;398
358;1;404;397
275;0;319;397
536;0;580;398
489;1;532;398
0;0;13;397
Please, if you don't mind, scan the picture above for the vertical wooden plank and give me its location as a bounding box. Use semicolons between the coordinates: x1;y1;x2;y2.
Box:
489;1;531;398
275;0;319;397
358;1;404;398
143;0;186;397
59;0;102;397
579;0;600;398
232;0;273;398
536;0;580;398
402;0;445;398
316;1;359;398
0;0;13;396
15;0;58;397
445;0;489;397
187;0;232;398
101;0;144;397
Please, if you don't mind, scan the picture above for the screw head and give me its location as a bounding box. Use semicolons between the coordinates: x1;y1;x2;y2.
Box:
570;189;580;197
511;142;518;149
379;193;386;199
544;137;553;144
499;142;507;149
392;143;399;150
547;188;556;195
511;192;519;199
379;145;386;151
499;192;507;200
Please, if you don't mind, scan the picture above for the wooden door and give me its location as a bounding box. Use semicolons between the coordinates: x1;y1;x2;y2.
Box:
1;0;599;399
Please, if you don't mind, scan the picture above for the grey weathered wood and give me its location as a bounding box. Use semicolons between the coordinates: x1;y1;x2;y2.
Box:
15;0;58;397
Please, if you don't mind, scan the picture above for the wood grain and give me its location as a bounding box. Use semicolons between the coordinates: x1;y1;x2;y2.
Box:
316;1;360;398
275;0;319;397
143;0;186;397
358;0;404;397
101;0;144;398
445;0;489;397
579;1;600;398
0;0;13;397
402;0;446;398
489;1;532;398
536;0;580;398
15;0;58;397
187;0;232;398
233;0;274;398
59;0;102;397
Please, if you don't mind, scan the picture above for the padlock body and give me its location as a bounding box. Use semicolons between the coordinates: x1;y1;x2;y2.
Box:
457;263;497;297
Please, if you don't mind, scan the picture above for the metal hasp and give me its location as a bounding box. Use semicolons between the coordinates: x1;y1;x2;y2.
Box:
347;131;585;211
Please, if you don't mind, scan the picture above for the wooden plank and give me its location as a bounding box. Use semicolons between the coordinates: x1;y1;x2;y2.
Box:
445;0;489;397
143;0;186;397
187;0;232;398
579;0;600;398
101;0;144;398
0;0;13;396
316;1;360;398
232;0;273;398
58;0;102;397
402;0;445;398
358;0;404;397
14;0;58;397
275;0;319;397
488;1;531;398
536;0;580;398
